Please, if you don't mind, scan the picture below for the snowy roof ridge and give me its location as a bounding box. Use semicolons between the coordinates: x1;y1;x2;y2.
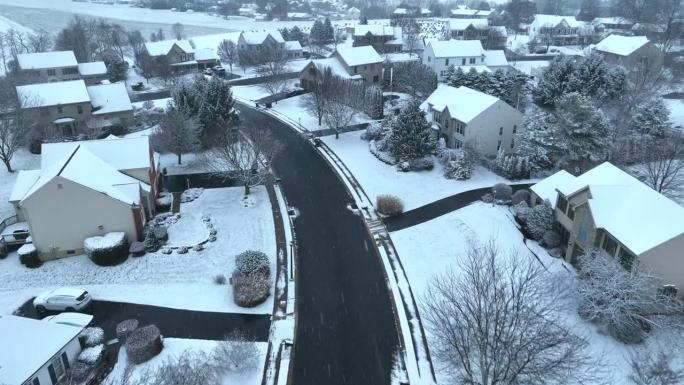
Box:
17;51;78;70
144;39;194;57
354;24;396;37
428;39;485;58
336;46;383;67
421;84;500;123
78;61;107;76
449;18;489;30
41;136;151;172
594;34;650;56
16;80;90;108
87;83;133;115
240;30;285;44
533;14;584;28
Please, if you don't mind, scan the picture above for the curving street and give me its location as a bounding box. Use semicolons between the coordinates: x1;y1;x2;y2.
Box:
237;105;399;385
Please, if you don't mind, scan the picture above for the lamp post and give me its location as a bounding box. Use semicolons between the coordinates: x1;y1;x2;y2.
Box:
289;240;294;281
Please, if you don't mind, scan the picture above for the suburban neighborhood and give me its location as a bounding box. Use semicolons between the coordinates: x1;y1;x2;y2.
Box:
0;0;682;385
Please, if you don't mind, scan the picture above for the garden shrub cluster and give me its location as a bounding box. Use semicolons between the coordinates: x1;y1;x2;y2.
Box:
125;324;164;364
84;232;128;266
232;250;271;307
18;244;41;268
377;195;404;216
80;327;104;347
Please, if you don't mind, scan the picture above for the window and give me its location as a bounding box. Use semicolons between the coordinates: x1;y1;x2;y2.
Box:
33;379;40;385
497;140;501;151
445;58;449;66
373;75;379;83
510;138;514;148
602;235;618;257
461;58;466;65
77;105;83;114
567;205;575;220
62;67;78;75
513;125;517;133
469;58;476;64
557;194;568;213
499;126;503;135
427;56;431;62
618;248;635;271
57;106;63;114
455;139;462;148
47;69;56;76
353;66;358;74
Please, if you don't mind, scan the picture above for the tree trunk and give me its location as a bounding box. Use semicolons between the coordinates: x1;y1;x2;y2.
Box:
318;113;322;126
177;153;182;165
244;182;250;196
335;129;339;139
2;159;12;173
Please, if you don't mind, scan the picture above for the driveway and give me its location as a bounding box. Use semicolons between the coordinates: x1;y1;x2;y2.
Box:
16;299;271;342
237;105;399;385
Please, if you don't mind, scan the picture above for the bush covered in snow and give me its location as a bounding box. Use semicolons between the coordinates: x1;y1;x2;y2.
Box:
156;193;172;212
18;244;41;268
214;274;227;285
80;327;104;347
512;201;530;223
492;183;513;202
154;227;168;242
181;188;203;203
84;232;128;266
129;241;146;257
608;319;646;344
78;344;104;365
369;139;396;165
542;230;561;248
143;229;160;252
69;361;92;383
493;150;532;180
177;246;189;254
377;195;404;216
481;193;494;203
407;156;434;171
116;319;139;342
511;189;531;206
235;250;270;277
126;324;163;364
441;149;473;180
213;331;259;374
361;121;388;141
232;271;271;308
526;200;554;240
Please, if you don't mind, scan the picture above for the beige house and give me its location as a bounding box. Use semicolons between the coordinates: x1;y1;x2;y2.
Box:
77;61;108;85
299;46;383;90
594;35;664;69
421;84;523;156
531;162;684;296
8;136;160;260
352;25;403;53
238;30;285;56
17;51;109;85
16;80;134;138
143;39;219;71
529;14;598;46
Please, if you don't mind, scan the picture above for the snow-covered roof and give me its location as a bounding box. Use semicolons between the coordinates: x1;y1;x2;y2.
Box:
393;8;407;14
17;51;77;70
240;30;285;45
87;83;132;115
594;34;650;57
533;162;684;255
0;314;84;385
16;80;90;108
449;18;489;31
9;169;41;202
354;24;395;37
451;9;479;16
428;39;485;58
421;84;500;123
287;12;311;18
336;46;382;67
78;61;107;76
307;58;362;80
41;136;151;172
533;14;584;28
530;169;575;205
284;40;303;51
189;32;242;51
485;50;509;67
593;17;632;26
194;48;219;61
144;39;194;57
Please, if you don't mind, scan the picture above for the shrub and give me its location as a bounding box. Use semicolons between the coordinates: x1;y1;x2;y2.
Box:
177;246;189;254
153;227;168;242
78;344;104;365
542;230;561;248
156;193;172;212
18;244;41;268
511;189;531;205
214;274;227;285
408;156;434;171
129;241;146;257
232;272;271;307
116;319;139;342
144;229;160;252
69;361;92;383
512;201;530;224
442;150;473;180
526;200;554;240
84;232;128;266
126;325;163;364
213;331;259;373
193;244;204;252
80;327;104;347
361;121;388;141
161;247;173;254
376;195;404;216
235;250;270;277
369;139;397;165
0;243;7;259
608;318;646;344
481;193;494;203
492;183;513;202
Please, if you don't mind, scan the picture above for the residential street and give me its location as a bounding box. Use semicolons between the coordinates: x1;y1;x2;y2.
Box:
238;105;399;385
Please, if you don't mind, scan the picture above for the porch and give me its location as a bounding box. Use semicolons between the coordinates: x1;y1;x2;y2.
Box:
0;215;30;246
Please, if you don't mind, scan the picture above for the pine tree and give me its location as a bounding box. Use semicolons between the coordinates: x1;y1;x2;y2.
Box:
197;77;238;143
310;19;324;44
577;0;599;21
553;92;610;167
388;102;437;160
323;18;335;43
279;27;290;41
359;16;368;25
533;55;577;107
629;99;671;139
290;26;304;44
516;109;555;172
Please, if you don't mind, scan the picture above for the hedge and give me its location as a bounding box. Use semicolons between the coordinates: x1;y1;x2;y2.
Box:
84;232;129;266
125;325;163;364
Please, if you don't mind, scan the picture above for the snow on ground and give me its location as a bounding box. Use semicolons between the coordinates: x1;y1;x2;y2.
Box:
506;33;530;53
665;98;684;130
0;186;276;315
232;79;300;103
227;58;309;80
0;149;40;220
132;97;172;111
390;202;683;384
322;131;518;211
510;60;550;76
107;338;268;385
270;95;374;133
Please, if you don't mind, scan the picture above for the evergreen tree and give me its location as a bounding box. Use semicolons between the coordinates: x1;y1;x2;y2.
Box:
629;99;671;139
310;19;324;44
388;102;437;160
279;27;290;41
533;55;577;107
197;77;238;143
516;110;555;172
323;18;335;43
577;0;600;21
359;16;368;25
289;26;304;44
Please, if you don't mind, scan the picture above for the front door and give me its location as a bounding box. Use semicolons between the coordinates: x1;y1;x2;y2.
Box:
570;243;584;266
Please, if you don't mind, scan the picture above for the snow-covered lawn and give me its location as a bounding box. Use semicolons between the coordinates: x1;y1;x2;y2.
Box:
665;98;684;130
132;97;173;111
0;149;40;220
270;94;374;133
0;186;276;315
390;202;684;384
107;338;268;385
231;79;300;103
322;131;520;211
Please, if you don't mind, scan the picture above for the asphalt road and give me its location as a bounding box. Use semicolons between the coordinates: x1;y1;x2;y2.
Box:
237;105;399;385
17;299;271;342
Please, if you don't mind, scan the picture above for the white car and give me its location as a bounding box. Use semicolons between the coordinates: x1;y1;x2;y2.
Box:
42;312;94;327
33;288;92;313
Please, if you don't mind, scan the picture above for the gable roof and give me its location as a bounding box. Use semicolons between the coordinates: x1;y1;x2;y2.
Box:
484;50;509;67
17;51;78;70
533;14;584;28
449;18;489;31
593;17;632;26
41;136;151;172
336;46;383;67
78;61;107;76
9;169;42;202
428;39;484;58
240;30;285;45
421;84;501;123
87;83;133;115
194;48;219;61
284;40;303;51
595;34;650;56
304;58;363;80
144;39;194;57
0;315;85;385
354;24;395;37
532;162;684;255
16;80;90;108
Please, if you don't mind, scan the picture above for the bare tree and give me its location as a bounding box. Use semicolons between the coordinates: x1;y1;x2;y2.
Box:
423;242;597;385
127;30;146;65
323;98;356;139
0;78;33;173
217;39;237;72
333;28;346;49
303;67;334;126
27;29;51;53
402;19;420;56
633;134;684;199
171;23;185;40
140;352;218;385
153;107;201;165
629;349;684;385
655;0;682;53
207;124;280;195
137;52;156;83
254;46;289;98
212;330;260;374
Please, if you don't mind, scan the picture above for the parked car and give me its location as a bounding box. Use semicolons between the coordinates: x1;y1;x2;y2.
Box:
203;68;213;76
42;312;94;327
34;288;92;313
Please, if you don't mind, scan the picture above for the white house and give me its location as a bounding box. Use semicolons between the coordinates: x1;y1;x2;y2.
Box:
0;314;86;385
17;51;109;85
143;39;218;71
423;40;509;80
529;14;597;46
347;6;361;20
421;84;523;156
531;162;684;296
237;30;285;55
8;136;159;260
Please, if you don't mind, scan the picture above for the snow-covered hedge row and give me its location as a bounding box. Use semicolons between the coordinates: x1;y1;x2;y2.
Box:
369;140;396;165
116;319;139;342
18;243;41;268
126;325;163;364
234;250;270;277
84;232;128;266
80;327;104;347
78;344;104;365
232;272;271;308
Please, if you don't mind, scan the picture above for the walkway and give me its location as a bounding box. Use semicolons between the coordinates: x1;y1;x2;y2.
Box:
384;183;533;232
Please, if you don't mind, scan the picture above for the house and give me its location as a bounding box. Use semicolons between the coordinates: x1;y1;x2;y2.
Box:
529;14;597;46
422;40;508;80
347;6;360;20
77;61;108;85
594;34;664;69
352;24;403;53
390;6;429;26
142;39;205;72
530;162;684;296
448;18;504;48
8;136;159;259
593;17;633;32
421;84;523;156
284;41;303;59
287;12;312;20
299;45;383;90
237;30;286;57
450;8;492;19
0;314;88;385
16;80;134;138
